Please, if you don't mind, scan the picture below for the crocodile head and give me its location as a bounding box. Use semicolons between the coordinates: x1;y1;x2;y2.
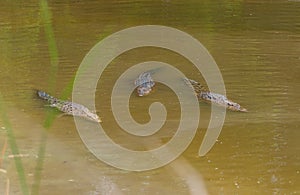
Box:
137;85;152;96
227;102;248;112
136;81;155;97
85;112;102;122
74;105;102;123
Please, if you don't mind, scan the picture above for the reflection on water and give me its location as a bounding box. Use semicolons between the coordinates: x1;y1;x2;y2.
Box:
0;0;299;194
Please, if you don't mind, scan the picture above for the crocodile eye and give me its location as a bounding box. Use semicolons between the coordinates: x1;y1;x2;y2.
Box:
138;88;143;94
143;88;150;95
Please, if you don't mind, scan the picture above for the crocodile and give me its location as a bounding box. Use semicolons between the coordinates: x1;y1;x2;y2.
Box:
184;78;247;112
134;71;155;96
37;90;101;122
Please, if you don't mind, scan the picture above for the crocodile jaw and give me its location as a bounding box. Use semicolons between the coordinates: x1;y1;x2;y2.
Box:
86;113;102;123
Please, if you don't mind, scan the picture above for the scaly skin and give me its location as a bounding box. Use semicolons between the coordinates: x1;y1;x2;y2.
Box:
134;72;155;96
37;90;101;122
184;78;247;112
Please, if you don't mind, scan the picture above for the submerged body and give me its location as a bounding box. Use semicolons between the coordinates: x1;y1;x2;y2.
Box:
184;78;247;112
134;72;155;96
37;90;101;122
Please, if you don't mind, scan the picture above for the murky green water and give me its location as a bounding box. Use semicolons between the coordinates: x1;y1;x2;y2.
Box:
0;0;299;194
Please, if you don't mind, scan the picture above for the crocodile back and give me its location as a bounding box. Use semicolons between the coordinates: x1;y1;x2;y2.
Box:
200;91;247;112
54;101;73;114
184;78;247;112
57;101;101;122
37;90;101;122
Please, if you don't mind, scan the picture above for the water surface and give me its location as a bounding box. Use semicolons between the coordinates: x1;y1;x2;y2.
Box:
0;0;299;194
